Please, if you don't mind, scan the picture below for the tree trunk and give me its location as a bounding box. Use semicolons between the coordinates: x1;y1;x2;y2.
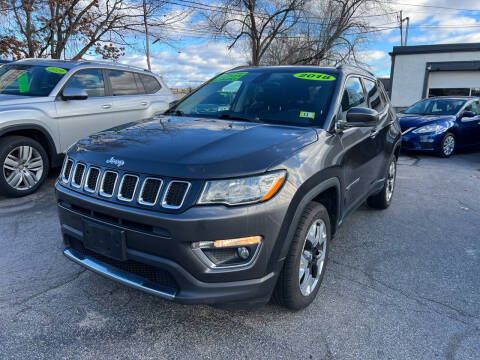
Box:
143;0;151;70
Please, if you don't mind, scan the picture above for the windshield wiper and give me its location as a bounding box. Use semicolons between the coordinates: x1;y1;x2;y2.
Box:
217;114;253;122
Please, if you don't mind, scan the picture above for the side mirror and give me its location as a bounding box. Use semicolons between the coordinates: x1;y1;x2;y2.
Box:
62;88;88;101
337;107;378;130
462;111;476;118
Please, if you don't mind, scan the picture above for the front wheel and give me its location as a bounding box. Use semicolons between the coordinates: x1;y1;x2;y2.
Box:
273;202;330;310
367;155;397;209
439;133;456;157
0;136;49;197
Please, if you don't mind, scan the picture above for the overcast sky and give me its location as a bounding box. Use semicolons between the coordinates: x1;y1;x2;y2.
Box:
101;0;480;88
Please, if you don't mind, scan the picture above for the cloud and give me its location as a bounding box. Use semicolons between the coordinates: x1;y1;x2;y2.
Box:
357;50;387;62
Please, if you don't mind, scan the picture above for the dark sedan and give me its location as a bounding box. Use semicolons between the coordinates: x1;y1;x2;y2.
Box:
399;97;480;157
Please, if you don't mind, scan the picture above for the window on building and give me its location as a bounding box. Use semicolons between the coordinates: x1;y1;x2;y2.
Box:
470;88;480;97
428;88;470;97
64;69;105;97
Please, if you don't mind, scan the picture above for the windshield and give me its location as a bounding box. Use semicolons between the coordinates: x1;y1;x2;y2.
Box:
169;70;338;127
404;98;467;115
0;64;68;97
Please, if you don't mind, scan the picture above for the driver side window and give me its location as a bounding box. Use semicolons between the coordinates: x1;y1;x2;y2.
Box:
64;69;105;97
340;77;367;120
465;101;480;115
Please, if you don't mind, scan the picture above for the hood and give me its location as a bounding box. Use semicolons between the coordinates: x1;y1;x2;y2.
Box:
69;116;318;179
0;94;51;106
399;114;456;132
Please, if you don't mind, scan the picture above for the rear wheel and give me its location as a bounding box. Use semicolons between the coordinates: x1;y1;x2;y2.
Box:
273;202;330;310
439;133;455;157
367;155;397;209
0;136;49;197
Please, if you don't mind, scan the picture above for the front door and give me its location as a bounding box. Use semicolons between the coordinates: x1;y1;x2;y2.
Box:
459;100;480;146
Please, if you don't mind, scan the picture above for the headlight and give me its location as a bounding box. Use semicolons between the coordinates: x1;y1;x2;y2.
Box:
412;124;443;134
198;170;287;206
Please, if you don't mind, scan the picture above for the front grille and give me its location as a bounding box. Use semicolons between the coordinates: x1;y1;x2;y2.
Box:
62;158;74;183
68;237;177;289
162;181;190;209
139;178;163;205
100;171;118;197
84;167;100;193
118;175;139;201
72;163;86;188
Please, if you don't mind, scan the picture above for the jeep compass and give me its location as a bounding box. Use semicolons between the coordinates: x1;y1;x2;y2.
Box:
56;65;401;310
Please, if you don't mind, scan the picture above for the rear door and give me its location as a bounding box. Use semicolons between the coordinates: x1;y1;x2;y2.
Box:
107;70;149;123
339;76;379;210
55;68;116;152
459;100;480;146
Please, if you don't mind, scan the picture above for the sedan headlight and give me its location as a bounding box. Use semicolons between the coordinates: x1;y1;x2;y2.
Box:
412;124;443;134
198;170;287;206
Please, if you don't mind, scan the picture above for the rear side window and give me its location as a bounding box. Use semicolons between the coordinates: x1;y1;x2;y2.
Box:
140;74;161;94
64;69;105;97
107;70;138;96
364;78;385;112
341;77;366;115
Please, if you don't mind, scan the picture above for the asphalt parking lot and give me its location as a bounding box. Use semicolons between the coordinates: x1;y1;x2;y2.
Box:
1;152;479;360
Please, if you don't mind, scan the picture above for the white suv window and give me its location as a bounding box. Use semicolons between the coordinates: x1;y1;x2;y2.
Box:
64;69;105;97
108;70;139;96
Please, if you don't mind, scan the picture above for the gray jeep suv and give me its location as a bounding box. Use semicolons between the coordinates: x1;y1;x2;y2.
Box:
56;65;401;310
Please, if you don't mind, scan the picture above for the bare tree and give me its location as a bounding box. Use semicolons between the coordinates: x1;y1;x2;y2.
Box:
206;0;306;66
263;0;392;65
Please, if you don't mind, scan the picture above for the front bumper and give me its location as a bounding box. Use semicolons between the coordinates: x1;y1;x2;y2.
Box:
401;130;444;151
56;182;291;304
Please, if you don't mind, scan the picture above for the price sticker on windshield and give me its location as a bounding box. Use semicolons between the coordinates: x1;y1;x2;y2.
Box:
45;67;67;74
212;72;248;83
300;111;315;119
294;72;336;81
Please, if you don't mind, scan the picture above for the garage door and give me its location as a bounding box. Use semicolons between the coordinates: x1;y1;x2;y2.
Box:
428;71;480;97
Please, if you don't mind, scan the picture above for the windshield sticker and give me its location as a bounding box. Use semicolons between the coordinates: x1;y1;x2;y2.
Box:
294;73;336;81
17;73;29;93
45;66;67;74
212;72;248;83
300;111;315;119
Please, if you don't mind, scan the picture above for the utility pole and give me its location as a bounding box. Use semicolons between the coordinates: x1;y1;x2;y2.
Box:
398;11;410;46
143;0;151;71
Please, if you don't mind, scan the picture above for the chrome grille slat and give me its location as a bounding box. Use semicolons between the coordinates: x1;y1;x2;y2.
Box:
61;158;74;183
71;163;86;188
84;167;101;193
118;174;139;202
162;181;191;209
99;171;118;197
138;177;163;206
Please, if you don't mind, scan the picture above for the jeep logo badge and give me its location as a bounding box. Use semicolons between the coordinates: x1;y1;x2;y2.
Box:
106;156;125;167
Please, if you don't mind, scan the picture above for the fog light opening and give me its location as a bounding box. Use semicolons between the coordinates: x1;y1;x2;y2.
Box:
237;246;250;260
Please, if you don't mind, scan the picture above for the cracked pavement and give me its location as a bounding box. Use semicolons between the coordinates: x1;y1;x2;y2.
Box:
1;151;479;360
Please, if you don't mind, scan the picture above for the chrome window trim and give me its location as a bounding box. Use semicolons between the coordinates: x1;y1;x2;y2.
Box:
138;177;163;206
71;163;86;188
161;180;191;209
99;170;118;198
84;166;101;193
117;174;140;202
61;158;74;184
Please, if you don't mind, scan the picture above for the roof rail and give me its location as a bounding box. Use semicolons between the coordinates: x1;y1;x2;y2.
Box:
77;59;151;72
337;64;375;77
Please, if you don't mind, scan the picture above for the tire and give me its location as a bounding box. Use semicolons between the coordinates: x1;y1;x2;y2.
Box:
0;136;49;197
273;202;330;310
367;155;397;210
438;132;456;158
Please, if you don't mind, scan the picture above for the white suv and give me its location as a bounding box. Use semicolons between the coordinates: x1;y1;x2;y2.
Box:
0;59;175;197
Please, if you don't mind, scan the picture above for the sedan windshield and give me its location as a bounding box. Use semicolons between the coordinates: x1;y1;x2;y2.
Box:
169;70;338;127
404;98;466;115
0;64;68;97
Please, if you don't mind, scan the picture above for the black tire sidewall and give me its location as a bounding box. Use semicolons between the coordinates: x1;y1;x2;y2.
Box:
280;202;331;310
0;136;49;197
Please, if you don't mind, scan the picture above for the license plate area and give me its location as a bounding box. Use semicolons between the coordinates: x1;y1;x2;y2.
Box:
83;220;126;261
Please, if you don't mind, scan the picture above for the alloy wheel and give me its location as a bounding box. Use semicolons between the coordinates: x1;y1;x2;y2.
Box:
299;219;327;296
2;146;44;191
443;135;455;156
386;160;396;202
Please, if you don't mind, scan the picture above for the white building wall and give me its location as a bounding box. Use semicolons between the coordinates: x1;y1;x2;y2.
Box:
390;51;480;108
429;71;480;88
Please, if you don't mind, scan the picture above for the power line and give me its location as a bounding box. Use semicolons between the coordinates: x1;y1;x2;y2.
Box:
391;1;480;12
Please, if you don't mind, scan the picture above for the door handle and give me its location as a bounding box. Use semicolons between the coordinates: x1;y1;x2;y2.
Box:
370;128;379;138
140;101;148;106
101;104;112;109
